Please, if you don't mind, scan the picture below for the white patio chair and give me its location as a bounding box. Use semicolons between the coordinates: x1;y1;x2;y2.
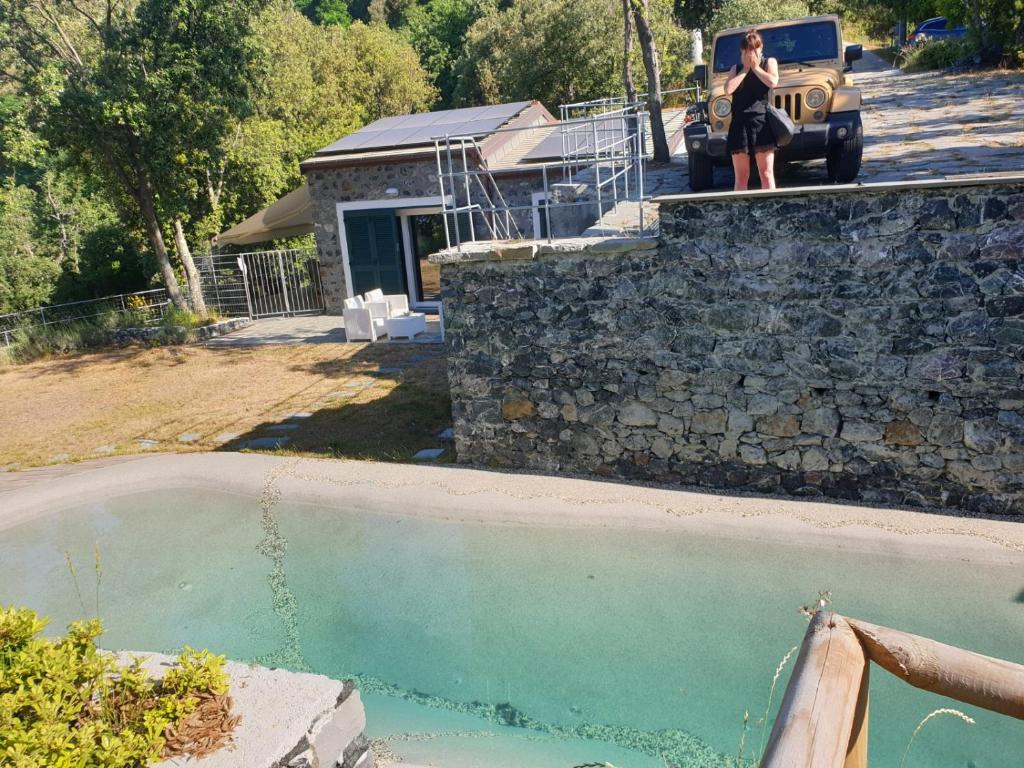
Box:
363;288;410;319
342;296;387;342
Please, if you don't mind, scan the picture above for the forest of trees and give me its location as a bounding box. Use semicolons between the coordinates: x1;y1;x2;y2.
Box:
0;0;1020;316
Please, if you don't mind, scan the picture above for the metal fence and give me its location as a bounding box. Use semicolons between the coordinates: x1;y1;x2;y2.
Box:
196;248;324;319
434;87;703;251
0;288;170;347
434;105;650;249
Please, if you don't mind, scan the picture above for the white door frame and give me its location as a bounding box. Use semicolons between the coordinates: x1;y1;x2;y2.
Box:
335;196;448;303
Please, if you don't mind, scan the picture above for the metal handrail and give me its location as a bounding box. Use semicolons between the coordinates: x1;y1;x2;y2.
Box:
433;104;649;251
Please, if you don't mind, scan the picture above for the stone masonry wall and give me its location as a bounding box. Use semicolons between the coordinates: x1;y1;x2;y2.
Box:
439;179;1024;515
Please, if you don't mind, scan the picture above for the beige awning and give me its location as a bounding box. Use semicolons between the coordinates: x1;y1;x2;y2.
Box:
215;184;314;246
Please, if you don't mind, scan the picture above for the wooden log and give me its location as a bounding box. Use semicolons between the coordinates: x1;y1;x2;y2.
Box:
848;617;1024;720
843;661;869;768
760;612;870;768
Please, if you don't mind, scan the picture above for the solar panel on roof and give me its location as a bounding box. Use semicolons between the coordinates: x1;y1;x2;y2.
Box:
315;101;532;156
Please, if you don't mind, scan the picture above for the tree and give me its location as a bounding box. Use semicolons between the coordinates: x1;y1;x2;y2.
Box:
0;182;61;314
623;0;639;103
200;5;434;244
630;0;671;163
705;0;811;37
406;0;492;107
0;0;269;312
453;0;691;112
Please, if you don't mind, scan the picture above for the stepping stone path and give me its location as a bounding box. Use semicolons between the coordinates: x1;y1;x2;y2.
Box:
94;445;116;455
137;439;160;450
178;432;202;444
241;437;290;450
376;367;404;375
412;447;446;461
437;427;455;441
50;453;69;463
214;433;240;444
287;412;313;420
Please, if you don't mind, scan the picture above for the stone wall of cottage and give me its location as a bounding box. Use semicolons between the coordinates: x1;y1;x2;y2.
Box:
438;179;1024;515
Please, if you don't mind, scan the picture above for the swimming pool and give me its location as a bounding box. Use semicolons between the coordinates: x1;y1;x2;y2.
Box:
1;455;1021;767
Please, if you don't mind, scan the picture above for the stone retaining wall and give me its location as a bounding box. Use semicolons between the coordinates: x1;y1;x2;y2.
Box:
438;178;1024;515
106;317;252;346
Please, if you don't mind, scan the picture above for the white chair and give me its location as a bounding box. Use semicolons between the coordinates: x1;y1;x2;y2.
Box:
342;296;387;342
363;288;410;319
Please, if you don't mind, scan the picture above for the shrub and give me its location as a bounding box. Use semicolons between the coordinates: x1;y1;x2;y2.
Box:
0;606;230;767
903;38;979;71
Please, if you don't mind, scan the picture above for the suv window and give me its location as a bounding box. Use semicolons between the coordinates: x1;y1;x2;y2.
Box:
920;18;948;31
713;21;840;72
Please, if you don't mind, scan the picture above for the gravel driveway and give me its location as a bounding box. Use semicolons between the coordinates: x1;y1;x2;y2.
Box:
663;50;1024;193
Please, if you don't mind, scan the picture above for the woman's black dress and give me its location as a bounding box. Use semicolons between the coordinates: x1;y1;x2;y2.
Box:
726;68;776;156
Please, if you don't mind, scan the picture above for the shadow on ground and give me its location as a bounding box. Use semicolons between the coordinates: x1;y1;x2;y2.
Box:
216;343;453;462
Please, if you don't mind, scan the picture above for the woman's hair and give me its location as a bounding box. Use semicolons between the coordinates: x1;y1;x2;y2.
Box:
740;30;763;51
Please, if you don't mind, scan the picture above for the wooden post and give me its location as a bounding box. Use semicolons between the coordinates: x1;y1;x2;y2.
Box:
843;661;869;768
761;612;870;768
848;618;1024;720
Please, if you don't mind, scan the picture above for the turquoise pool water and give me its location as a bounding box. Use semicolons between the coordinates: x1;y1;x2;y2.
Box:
0;488;1020;767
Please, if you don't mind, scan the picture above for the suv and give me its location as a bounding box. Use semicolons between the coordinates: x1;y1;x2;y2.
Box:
684;14;864;191
908;17;967;44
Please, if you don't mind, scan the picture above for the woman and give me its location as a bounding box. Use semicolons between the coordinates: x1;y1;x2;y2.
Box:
724;30;780;191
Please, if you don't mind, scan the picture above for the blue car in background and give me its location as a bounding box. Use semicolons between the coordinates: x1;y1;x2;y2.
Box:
908;17;967;44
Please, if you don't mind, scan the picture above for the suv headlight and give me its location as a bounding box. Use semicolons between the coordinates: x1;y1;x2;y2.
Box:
805;88;827;109
712;98;732;118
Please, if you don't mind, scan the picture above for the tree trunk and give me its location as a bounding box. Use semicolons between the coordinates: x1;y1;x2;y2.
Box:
631;0;670;163
172;218;208;317
622;0;637;104
135;175;188;311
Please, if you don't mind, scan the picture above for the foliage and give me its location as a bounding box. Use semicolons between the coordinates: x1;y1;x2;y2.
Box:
201;4;434;244
902;36;979;69
0;606;229;767
405;0;493;107
0;183;61;314
706;0;812;38
0;0;272;310
452;0;693;111
298;0;353;25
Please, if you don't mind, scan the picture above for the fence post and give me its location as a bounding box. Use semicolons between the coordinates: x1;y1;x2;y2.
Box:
276;251;292;315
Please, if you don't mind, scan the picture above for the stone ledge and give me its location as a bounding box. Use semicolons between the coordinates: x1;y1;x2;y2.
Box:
124;652;373;768
653;171;1024;205
429;236;658;265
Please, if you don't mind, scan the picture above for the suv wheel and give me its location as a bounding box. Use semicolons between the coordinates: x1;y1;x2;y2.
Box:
688;151;714;191
827;116;863;183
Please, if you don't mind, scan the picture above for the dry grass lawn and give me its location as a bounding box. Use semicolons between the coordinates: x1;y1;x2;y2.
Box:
0;342;451;469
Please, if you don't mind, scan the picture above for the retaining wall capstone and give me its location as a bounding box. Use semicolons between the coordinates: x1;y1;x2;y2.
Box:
438;178;1024;515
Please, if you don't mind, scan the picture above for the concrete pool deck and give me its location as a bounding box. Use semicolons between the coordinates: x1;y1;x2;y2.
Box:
1;453;1021;564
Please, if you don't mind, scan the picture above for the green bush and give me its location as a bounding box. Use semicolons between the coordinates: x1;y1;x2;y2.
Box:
0;606;229;768
903;38;978;71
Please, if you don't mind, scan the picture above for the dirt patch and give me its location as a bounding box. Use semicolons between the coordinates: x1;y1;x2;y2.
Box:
0;342;451;468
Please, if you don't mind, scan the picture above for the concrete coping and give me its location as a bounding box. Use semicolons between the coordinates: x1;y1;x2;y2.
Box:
428;235;659;265
653;171;1024;205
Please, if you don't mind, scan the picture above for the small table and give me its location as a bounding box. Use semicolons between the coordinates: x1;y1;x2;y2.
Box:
385;312;427;340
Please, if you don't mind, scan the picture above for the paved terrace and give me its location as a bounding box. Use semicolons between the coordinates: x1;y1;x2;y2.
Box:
641;52;1024;199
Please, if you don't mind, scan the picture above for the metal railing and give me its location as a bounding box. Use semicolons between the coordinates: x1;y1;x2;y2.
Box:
0;288;170;347
197;247;323;319
434;104;650;251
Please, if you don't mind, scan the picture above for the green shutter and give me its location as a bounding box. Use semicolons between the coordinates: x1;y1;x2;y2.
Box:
344;210;407;297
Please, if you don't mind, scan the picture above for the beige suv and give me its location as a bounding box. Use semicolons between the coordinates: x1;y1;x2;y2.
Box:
684;14;864;190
